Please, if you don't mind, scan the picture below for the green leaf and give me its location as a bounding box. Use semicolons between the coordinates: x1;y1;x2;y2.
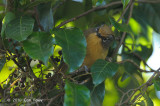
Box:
98;0;103;3
5;16;34;41
121;72;129;82
136;45;152;61
85;80;105;106
53;28;87;73
122;53;142;76
64;81;90;106
146;96;153;106
23;32;54;65
90;82;105;106
37;2;54;32
0;58;6;72
121;0;130;9
143;94;154;106
1;12;16;38
133;4;160;33
153;79;160;91
109;17;130;33
91;59;118;86
92;0;98;6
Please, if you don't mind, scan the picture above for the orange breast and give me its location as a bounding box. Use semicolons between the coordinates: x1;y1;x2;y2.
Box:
82;33;108;67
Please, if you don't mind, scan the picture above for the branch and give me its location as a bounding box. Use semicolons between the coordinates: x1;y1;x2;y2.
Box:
47;92;64;106
136;0;160;3
124;44;155;71
56;1;122;28
117;68;160;105
111;1;134;58
117;59;155;73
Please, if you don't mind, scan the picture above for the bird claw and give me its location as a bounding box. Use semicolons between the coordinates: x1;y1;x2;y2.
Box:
106;57;112;62
83;65;89;73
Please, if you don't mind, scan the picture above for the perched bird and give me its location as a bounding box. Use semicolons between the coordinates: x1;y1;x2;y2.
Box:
82;24;114;67
60;25;114;72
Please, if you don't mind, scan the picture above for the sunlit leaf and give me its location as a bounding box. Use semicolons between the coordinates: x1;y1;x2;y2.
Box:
121;72;129;82
23;32;54;65
53;28;87;73
0;60;17;84
5;16;34;41
64;81;90;106
91;59;118;86
109;17;130;33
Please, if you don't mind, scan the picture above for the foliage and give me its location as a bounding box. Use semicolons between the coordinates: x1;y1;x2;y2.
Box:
0;0;160;106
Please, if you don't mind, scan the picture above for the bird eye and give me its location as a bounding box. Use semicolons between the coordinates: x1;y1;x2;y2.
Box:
102;38;109;42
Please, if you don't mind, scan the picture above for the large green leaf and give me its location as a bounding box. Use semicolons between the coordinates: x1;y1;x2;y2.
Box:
23;32;54;65
142;94;154;106
90;82;105;106
37;2;54;32
121;0;130;9
133;4;160;33
85;80;105;106
91;59;118;86
64;81;90;106
0;58;6;72
54;0;87;29
5;16;34;41
109;17;130;33
122;53;142;76
1;12;16;38
153;79;160;91
53;28;87;73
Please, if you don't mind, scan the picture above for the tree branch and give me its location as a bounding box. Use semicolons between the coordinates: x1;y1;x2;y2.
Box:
111;1;134;58
117;68;160;105
136;0;160;3
123;44;155;71
117;59;156;73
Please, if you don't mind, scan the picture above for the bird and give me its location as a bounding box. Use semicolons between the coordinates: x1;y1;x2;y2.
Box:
82;24;114;68
59;25;114;72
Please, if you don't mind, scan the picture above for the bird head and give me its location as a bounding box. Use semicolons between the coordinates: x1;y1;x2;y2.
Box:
96;24;114;49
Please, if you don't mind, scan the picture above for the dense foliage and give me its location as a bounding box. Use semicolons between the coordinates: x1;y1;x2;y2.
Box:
0;0;160;106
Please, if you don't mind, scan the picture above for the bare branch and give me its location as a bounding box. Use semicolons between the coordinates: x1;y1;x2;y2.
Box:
117;59;156;73
136;0;160;3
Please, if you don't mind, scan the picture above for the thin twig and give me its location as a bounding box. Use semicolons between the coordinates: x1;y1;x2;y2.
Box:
136;0;160;3
117;0;133;22
118;68;160;105
111;1;134;58
124;44;155;71
47;92;64;106
117;59;155;73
